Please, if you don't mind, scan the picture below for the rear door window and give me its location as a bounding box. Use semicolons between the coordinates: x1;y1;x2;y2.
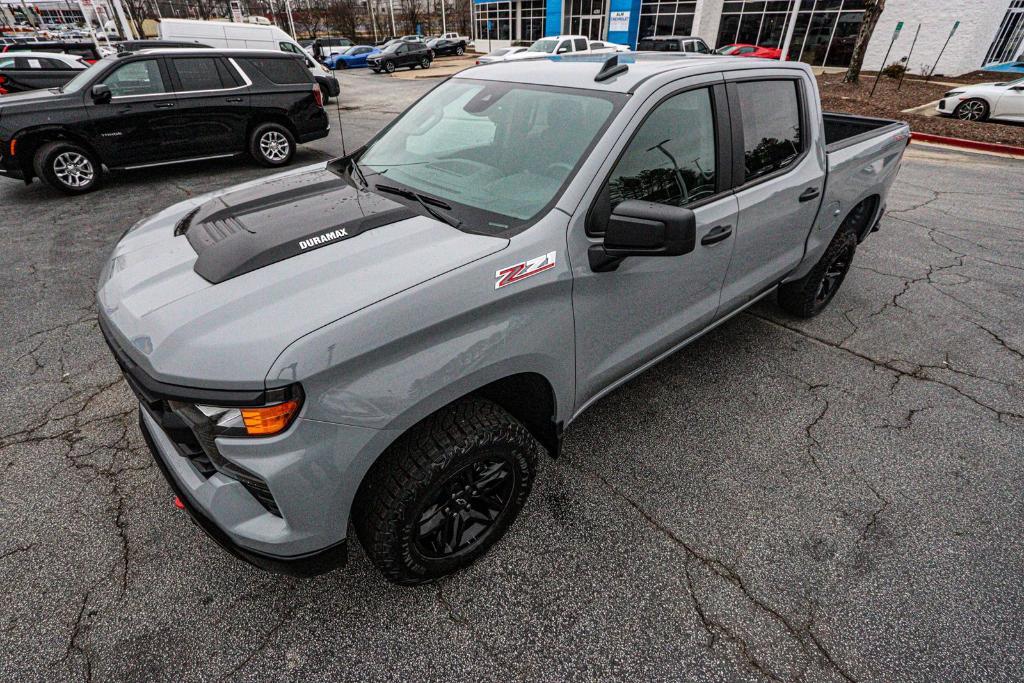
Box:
574;38;588;51
239;56;310;84
100;59;167;97
171;57;225;91
736;80;803;182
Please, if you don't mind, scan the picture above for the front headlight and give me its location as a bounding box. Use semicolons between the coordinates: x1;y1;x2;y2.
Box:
944;90;965;98
169;385;304;438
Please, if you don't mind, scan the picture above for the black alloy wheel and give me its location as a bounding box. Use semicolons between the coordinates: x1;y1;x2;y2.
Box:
414;455;516;558
814;244;853;306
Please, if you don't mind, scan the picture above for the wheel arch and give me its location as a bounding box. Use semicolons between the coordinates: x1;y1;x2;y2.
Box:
13;126;103;180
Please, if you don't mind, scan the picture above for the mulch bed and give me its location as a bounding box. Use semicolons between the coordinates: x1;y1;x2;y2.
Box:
816;73;1024;147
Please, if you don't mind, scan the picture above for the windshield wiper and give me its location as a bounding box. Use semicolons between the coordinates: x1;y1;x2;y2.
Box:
375;184;463;229
349;156;369;189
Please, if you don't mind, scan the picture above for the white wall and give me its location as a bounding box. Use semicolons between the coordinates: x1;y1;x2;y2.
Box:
862;0;1011;76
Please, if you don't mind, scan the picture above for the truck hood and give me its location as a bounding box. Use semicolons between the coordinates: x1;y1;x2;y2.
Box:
98;163;508;390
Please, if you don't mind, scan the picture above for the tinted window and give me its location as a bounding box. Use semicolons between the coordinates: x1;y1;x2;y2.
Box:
172;57;225;91
279;41;304;55
695;40;710;53
101;59;167;97
736;80;802;182
239;57;310;84
574;38;588;51
607;88;717;210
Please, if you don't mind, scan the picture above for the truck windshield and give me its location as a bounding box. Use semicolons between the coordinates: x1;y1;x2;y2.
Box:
528;39;559;53
358;78;624;234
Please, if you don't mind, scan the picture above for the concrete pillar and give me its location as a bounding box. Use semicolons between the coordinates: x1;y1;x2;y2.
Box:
693;0;724;44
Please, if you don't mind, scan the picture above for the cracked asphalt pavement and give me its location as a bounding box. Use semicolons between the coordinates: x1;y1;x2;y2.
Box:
1;69;1022;681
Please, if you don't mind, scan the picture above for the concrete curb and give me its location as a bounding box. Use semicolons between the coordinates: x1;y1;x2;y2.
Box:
910;132;1024;158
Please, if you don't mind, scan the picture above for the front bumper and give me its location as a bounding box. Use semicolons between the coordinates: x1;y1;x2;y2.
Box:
99;314;390;576
138;409;348;576
936;97;958;115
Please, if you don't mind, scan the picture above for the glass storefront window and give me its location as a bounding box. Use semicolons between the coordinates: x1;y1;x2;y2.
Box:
638;0;697;40
716;0;864;66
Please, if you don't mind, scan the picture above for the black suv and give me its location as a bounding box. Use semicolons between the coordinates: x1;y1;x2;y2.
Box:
367;41;433;73
0;49;329;194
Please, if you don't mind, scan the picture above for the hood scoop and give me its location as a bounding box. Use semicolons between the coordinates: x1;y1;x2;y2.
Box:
186;168;416;284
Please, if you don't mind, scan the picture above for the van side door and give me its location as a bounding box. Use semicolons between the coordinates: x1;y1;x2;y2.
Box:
717;72;826;314
569;74;738;412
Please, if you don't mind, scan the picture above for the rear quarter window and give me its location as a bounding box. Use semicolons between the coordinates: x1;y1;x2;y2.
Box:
238;57;311;85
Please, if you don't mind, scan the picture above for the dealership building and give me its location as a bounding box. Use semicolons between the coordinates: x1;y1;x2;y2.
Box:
471;0;1024;75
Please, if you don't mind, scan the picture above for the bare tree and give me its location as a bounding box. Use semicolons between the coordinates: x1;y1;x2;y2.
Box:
399;0;422;35
844;0;885;83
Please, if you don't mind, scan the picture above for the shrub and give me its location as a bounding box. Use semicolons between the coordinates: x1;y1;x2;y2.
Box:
881;62;907;79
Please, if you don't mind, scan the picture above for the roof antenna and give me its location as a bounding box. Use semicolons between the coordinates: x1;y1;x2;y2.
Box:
595;54;628;82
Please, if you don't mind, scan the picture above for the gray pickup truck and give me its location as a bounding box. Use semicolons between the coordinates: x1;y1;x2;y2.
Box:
98;54;909;584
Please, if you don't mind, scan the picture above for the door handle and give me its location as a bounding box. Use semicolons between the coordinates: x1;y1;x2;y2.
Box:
153;102;175;109
225;97;243;102
700;224;733;246
799;187;820;202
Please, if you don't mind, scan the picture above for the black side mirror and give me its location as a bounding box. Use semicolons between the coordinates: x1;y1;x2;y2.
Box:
91;83;111;104
589;200;696;272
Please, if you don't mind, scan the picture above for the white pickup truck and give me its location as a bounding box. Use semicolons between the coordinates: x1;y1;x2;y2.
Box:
504;34;625;60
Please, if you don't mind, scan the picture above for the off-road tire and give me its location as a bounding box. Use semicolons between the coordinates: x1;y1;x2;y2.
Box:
34;141;102;194
353;398;539;585
954;98;989;122
777;226;857;318
249;122;295;168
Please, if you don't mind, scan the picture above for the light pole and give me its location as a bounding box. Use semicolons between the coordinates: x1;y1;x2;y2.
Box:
440;0;446;35
284;0;295;36
388;0;396;36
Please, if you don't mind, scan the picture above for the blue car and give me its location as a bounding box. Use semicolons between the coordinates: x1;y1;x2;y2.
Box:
325;45;381;69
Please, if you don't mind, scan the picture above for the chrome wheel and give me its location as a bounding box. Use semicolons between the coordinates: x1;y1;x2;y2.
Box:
955;100;986;121
53;152;94;189
259;131;290;162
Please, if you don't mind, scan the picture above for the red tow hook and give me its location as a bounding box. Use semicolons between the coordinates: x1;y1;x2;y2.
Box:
173;496;185;510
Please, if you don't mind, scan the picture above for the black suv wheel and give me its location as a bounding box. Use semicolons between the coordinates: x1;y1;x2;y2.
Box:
353;398;539;585
383;60;396;73
249;123;295;167
34;141;102;194
455;45;464;56
419;57;430;69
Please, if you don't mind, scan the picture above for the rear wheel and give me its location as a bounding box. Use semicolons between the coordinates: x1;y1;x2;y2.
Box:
455;45;464;56
777;227;857;318
419;57;430;69
34;141;101;194
249;123;295;168
954;98;989;121
353;398;539;585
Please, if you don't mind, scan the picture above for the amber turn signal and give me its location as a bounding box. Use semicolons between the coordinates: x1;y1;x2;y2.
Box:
240;400;301;436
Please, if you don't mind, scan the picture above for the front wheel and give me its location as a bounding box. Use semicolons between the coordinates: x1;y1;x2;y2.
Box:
34;141;102;194
954;98;989;121
353;398;539;585
777;227;857;318
249;122;295;168
383;60;396;73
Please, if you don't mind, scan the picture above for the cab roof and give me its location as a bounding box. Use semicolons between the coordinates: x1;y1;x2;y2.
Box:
457;53;808;94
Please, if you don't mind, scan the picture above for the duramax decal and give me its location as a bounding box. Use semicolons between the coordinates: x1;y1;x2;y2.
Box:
299;229;349;250
495;251;557;289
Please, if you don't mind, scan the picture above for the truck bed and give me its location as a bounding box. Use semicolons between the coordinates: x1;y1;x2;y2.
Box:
823;112;905;152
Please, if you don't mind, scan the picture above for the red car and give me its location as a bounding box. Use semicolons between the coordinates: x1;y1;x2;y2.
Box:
715;43;782;59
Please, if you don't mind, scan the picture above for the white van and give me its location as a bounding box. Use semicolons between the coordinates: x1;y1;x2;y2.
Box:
158;19;339;100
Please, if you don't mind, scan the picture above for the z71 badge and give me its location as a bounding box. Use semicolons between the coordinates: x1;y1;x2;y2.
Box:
495;251;557;289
